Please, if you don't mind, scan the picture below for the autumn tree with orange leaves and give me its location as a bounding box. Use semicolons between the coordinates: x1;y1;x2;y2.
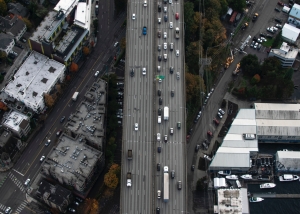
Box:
104;163;120;189
70;62;78;73
0;101;8;111
83;46;90;56
83;198;99;214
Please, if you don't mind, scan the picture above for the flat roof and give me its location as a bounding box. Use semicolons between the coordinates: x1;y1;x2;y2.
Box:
282;24;300;42
216;189;243;213
30;11;65;42
290;4;300;18
3;110;29;132
255;103;300;120
74;2;91;31
4;51;65;108
54;0;78;16
276;150;300;170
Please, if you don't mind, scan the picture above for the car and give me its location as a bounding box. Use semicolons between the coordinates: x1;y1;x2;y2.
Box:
56;129;62;136
164;7;167;12
157;45;161;51
142;67;146;75
266;34;273;39
39;156;46;162
157;163;161;171
143;0;147;6
158;78;162;83
195;144;200;152
130;69;135;77
10;51;18;56
24;178;30;186
273;26;278;31
169;22;173;28
261;37;267;42
158;108;162;115
175;13;179;20
176;72;180;79
157;146;161;153
257;44;262;50
276;24;283;28
45;139;51;146
163;43;167;50
219;108;225;115
75;197;83;202
158;4;161;12
177;181;182;190
60;116;66;123
250;41;255;47
170;66;174;74
8;54;15;59
191;165;195;171
158;89;161;96
156;207;160;214
134;123;138;131
257;38;262;43
169;0;172;3
15;43;23;49
278;1;284;6
157;30;161;38
157;190;161;198
94;70;100;77
68;208;76;213
267;27;274;33
132;14;136;20
117;82;124;86
157;66;161;72
143;26;147;35
4;207;12;214
213;118;219;125
204;155;212;161
163;32;167;39
275;18;282;23
175;50;179;56
164;135;167;143
170;128;173;135
275;7;281;12
20;38;27;43
159;97;162;105
163;54;167;61
158;55;162;61
164;15;168;22
253;42;258;49
171;90;174;97
158;17;161;24
217;112;223;119
188;128;193;135
171;170;175;178
157;133;161;141
73;201;79;206
1;72;6;76
170;43;173;51
253;36;257;41
206;93;211;99
207;131;213;137
177;121;181;129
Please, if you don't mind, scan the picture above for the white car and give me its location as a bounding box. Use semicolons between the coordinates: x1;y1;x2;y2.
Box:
176;50;179;56
164;7;167;13
157;133;161;141
132;14;135;20
143;0;147;7
217;112;223;119
4;207;12;214
142;67;146;75
40;156;45;162
163;43;167;50
169;0;172;3
218;108;225;115
276;24;282;29
164;166;169;172
24;178;30;186
158;18;161;24
163;54;167;61
159;78;162;83
135;123;138;131
95;70;100;77
163;32;167;39
176;72;180;79
169;22;173;28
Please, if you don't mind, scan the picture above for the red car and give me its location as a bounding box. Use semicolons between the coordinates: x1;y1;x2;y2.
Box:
207;131;213;137
277;1;284;6
213;118;219;125
175;13;179;20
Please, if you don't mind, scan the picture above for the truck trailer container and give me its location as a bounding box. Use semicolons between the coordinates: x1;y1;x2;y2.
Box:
163;172;169;202
164;107;169;120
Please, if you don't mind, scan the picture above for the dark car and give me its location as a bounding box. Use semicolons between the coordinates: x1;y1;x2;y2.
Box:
157;30;161;38
275;7;281;12
8;53;16;59
45;140;51;146
157;146;161;153
157;89;161;96
158;108;162;115
156;207;160;214
195;144;200;152
191;165;195;171
142;26;147;35
158;55;162;61
158;4;161;12
171;170;175;179
159;97;162;105
171;90;174;97
157;163;161;171
15;43;24;49
1;72;6;76
164;15;168;22
130;69;134;77
275;18;282;23
170;66;174;74
60;116;66;123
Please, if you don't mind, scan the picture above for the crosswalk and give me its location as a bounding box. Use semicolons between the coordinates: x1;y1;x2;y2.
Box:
8;172;26;193
15;200;29;214
0;202;9;213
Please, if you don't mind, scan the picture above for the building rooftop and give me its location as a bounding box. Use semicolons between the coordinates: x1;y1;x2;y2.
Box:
255;103;300;120
0;33;14;50
270;42;299;58
4;51;65;109
289;3;300;19
0;130;12;147
43;134;102;188
30;10;65;42
54;0;78;16
215;189;247;214
276;150;300;170
282;24;300;42
2;110;29;133
74;2;91;31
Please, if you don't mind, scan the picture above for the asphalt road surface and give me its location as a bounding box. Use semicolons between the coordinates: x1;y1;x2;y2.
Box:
120;0;186;213
0;1;126;212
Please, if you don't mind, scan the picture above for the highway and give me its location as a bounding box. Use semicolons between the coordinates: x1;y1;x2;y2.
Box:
121;0;186;213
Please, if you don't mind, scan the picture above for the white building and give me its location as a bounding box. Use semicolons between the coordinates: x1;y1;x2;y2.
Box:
275;150;300;173
281;24;300;44
288;3;300;27
0;33;15;55
2;110;31;138
4;51;66;113
268;41;299;67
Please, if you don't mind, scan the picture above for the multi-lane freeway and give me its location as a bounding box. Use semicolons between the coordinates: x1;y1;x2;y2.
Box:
121;0;186;213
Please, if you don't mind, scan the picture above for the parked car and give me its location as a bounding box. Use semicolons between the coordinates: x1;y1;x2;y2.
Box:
213;118;219;125
60;116;66;123
40;156;45;162
195;144;200;152
191;165;195;171
207;131;213;137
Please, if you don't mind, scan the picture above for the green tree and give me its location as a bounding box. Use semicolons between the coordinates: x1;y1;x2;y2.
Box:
272;31;282;48
240;54;260;76
22;18;33;31
184;2;196;46
186;41;201;75
284;68;294;80
0;0;7;16
227;0;246;12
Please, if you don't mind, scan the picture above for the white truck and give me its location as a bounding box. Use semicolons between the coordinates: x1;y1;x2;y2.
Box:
72;92;79;101
163;169;169;202
164;107;169;120
127;172;132;187
175;27;180;39
158;116;161;124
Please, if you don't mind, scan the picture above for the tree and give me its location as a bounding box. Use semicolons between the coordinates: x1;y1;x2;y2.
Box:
70;62;78;72
227;0;246;12
186;41;202;75
272;32;282;48
22;18;33;31
0;51;6;59
0;0;7;16
36;7;48;18
185;72;205;103
120;37;126;50
89;199;99;214
284;68;294;80
0;101;8;111
83;46;90;56
55;84;62;94
184;2;196;46
240;54;260;76
44;93;54;107
251;74;261;84
104;172;118;189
